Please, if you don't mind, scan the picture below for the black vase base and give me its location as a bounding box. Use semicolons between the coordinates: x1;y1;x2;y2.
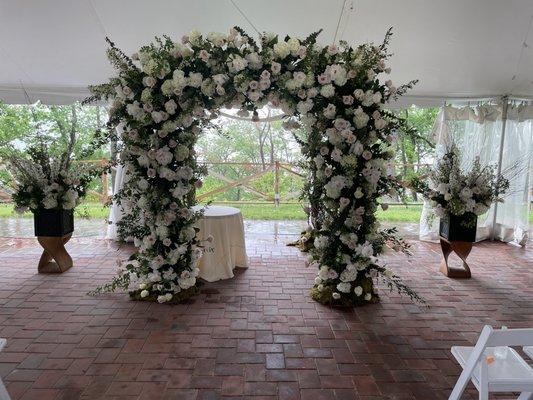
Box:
439;214;477;243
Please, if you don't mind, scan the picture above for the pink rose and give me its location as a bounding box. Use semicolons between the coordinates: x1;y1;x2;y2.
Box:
297;45;307;58
362;150;373;160
327;44;338;55
199;49;210;62
342;95;354;105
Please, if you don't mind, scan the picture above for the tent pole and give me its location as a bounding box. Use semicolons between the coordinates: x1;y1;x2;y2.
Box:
490;96;509;241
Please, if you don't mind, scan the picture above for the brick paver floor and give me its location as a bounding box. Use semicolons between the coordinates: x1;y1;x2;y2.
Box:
0;233;532;399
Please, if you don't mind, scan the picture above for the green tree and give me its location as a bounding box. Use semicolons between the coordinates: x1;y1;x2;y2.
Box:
0;102;109;190
395;106;438;200
195;114;303;202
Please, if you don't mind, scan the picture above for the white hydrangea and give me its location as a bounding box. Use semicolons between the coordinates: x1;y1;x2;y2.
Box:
324;176;347;199
313;236;329;250
320;84;335;98
337;282;351;293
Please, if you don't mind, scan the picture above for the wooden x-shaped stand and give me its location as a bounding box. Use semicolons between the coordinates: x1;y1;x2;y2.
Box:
439;237;472;278
37;233;73;273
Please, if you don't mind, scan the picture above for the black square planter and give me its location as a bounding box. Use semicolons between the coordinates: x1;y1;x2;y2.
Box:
34;209;74;237
439;214;477;242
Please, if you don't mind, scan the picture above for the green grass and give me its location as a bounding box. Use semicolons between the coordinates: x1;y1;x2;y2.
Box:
0;202;110;220
376;204;422;222
209;203;424;222
2;202;531;224
211;203;307;220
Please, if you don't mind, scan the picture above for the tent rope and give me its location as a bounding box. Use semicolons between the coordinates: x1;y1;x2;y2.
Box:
88;0;109;40
332;0;348;44
338;0;355;43
229;0;261;35
510;12;533;92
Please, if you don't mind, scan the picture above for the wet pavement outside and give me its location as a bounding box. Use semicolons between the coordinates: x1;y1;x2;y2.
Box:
0;217;420;241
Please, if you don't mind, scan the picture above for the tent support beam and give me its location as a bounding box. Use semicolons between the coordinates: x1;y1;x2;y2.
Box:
490;96;509;241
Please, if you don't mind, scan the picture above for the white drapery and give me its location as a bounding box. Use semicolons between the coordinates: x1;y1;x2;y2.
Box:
106;164;125;240
419;103;533;245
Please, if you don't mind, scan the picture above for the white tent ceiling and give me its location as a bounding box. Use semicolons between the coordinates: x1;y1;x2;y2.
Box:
1;0;532;106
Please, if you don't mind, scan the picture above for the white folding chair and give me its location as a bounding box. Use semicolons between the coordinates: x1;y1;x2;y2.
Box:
449;325;533;400
0;339;11;400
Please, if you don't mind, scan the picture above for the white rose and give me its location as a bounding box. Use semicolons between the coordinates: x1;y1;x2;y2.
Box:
188;29;202;45
273;41;290;59
287;38;300;53
231;56;248;72
151;111;164;124
374;118;388;130
165;99;178;115
353;89;364;100
188;72;203;88
155;146;173;166
142;76;157;88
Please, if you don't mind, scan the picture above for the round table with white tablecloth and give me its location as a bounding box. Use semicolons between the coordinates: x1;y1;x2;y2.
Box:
193;205;248;282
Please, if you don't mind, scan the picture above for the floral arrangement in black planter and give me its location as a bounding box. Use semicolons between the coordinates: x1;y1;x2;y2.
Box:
411;145;509;243
9;143;99;220
6;138;100;272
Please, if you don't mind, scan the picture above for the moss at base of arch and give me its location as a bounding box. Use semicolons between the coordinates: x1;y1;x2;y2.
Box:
129;285;200;304
311;276;379;307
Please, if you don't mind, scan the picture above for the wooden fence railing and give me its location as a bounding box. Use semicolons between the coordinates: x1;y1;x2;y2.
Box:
196;161;303;205
77;159;110;203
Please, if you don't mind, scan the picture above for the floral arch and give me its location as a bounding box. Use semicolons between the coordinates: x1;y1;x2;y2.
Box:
88;27;420;306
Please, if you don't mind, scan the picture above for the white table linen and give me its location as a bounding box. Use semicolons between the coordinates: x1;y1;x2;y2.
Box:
193;205;248;282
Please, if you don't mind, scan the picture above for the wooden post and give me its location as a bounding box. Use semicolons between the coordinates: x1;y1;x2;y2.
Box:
274;161;280;207
101;159;108;203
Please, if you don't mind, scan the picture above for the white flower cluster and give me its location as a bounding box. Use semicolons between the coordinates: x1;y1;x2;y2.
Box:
415;146;508;220
9;155;94;212
95;27;414;305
